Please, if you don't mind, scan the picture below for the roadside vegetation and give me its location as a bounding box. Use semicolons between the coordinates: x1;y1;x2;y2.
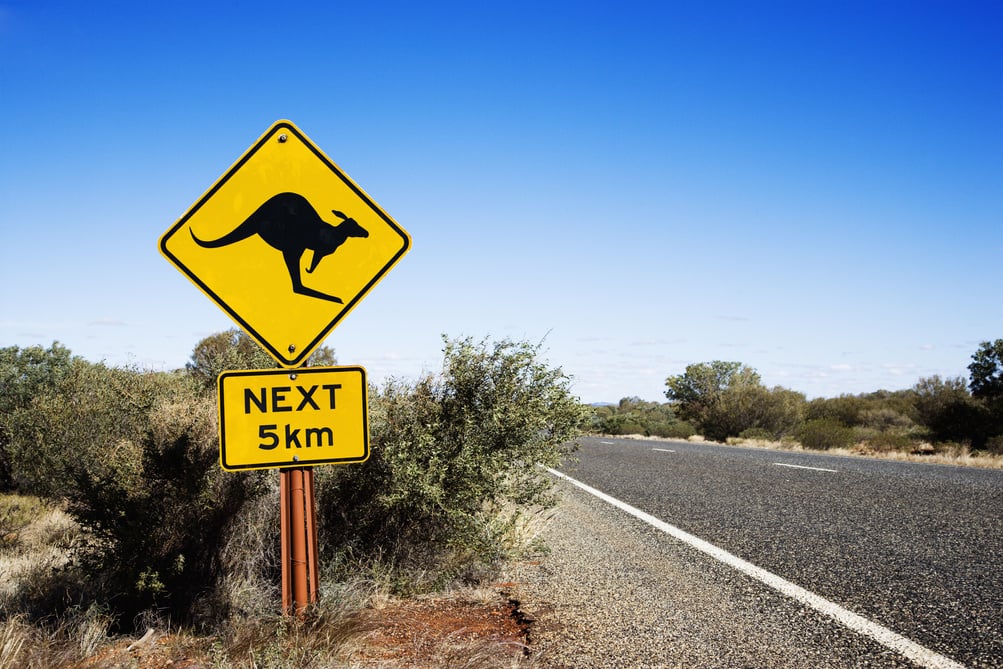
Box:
2;334;1000;665
0;333;587;668
593;341;1003;466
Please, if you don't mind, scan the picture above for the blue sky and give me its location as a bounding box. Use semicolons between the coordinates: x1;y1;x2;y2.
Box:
1;1;1001;404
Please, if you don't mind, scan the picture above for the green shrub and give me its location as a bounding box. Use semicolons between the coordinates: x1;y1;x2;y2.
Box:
648;421;695;439
315;336;588;591
4;360;184;498
659;421;696;439
65;395;272;627
866;432;916;452
617;420;645;435
3;359;273;627
806;395;866;426
860;408;914;432
701;385;806;443
796;418;855;451
0;343;77;491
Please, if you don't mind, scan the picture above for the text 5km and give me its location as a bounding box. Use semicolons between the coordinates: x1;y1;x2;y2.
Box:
256;423;335;450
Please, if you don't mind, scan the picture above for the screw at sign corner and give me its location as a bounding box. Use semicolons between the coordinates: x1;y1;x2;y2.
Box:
293;455;300;462
278;133;288;143
288;344;296;353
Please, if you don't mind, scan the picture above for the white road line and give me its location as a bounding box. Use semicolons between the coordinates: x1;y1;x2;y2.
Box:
652;448;676;453
600;441;615;444
774;462;838;473
547;468;965;669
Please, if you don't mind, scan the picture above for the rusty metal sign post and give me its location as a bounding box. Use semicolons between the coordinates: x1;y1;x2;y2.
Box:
280;467;320;614
159;120;410;617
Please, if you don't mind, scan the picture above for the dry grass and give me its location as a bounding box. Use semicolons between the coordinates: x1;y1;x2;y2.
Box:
0;606;117;669
612;432;1003;468
1;498;84;613
1;492;541;669
723;436;1003;469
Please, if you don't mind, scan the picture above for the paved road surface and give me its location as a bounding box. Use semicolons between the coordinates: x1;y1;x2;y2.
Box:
511;438;1002;668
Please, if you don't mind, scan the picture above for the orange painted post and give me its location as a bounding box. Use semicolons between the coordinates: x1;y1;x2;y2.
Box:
280;466;320;616
289;467;309;615
304;468;320;605
279;469;291;613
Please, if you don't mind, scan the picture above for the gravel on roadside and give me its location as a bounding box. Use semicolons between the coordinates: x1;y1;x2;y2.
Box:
506;479;923;669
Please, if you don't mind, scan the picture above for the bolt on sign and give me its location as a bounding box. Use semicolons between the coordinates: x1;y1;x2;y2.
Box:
159;120;411;367
217;367;368;471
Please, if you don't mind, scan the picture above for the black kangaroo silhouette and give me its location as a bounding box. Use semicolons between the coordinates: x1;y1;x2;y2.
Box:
190;192;369;303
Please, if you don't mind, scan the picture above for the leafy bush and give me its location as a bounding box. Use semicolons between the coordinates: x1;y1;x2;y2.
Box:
4;359;184;498
859;408;914;432
2;358;272;627
65;394;271;627
0;343;77;491
315;336;588;590
701;384;806;443
913;375;995;447
649;420;696;439
796;418;855;451
657;423;698;439
185;329;277;392
806;395;867;426
865;432;916;453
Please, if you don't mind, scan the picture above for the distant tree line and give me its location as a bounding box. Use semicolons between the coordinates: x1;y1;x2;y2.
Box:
592;340;1003;455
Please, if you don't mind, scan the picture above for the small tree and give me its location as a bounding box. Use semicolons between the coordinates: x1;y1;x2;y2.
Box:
969;339;1003;400
185;328;336;392
664;361;760;428
702;384;805;442
186;329;276;391
966;340;1003;450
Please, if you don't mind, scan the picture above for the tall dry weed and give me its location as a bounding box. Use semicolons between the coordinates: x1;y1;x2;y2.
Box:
0;617;29;669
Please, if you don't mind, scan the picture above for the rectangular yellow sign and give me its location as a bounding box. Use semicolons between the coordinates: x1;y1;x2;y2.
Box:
217;366;368;471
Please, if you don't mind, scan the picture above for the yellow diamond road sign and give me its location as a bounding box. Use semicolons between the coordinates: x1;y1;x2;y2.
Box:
217;366;369;471
160;120;411;367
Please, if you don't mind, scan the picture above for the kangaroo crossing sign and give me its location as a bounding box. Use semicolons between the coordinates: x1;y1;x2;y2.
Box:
159;120;411;367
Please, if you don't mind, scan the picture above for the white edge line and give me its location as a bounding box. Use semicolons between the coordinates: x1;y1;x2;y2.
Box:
652;448;676;453
774;462;838;473
547;467;965;669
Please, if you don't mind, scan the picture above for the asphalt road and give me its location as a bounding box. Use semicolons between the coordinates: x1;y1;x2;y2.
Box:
548;437;1003;668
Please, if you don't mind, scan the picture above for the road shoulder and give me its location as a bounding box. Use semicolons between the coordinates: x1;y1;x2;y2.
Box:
508;479;922;668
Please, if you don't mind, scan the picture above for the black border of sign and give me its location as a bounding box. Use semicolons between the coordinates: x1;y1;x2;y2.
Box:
217;366;369;471
159;120;411;368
